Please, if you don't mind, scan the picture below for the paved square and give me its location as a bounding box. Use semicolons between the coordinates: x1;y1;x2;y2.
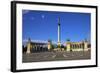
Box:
23;51;91;63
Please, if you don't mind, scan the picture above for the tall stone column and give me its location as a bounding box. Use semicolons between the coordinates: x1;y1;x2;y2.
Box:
57;17;61;47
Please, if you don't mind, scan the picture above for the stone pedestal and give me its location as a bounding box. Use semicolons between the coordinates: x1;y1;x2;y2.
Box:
66;44;70;51
84;42;88;51
26;43;31;54
48;43;51;51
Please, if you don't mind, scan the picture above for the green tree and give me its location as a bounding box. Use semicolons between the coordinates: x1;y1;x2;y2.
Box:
66;38;70;42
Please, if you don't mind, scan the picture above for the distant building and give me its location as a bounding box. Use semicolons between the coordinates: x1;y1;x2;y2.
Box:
26;38;48;54
23;38;91;54
66;40;91;51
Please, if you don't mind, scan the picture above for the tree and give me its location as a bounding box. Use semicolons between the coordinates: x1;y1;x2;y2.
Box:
48;39;52;44
66;38;70;42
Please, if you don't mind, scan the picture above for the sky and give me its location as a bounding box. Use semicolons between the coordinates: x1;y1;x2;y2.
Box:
22;10;91;44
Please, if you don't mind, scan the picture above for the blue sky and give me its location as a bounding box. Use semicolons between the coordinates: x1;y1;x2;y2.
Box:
22;10;91;43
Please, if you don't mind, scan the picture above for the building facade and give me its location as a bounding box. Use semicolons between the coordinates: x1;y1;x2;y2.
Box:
25;39;48;54
25;39;54;54
24;39;91;54
66;41;91;51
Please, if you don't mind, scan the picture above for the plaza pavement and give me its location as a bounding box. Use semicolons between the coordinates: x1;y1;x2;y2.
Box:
23;51;91;63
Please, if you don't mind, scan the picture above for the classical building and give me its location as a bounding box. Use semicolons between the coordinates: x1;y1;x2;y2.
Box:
25;38;91;54
66;40;91;51
26;38;48;54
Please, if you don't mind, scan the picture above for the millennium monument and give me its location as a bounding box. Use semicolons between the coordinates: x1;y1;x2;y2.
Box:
23;17;91;54
22;17;91;63
57;17;61;48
